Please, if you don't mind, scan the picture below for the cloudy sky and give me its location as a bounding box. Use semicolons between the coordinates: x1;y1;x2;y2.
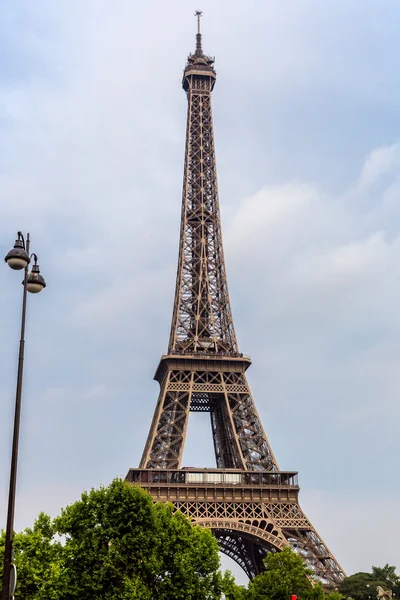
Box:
0;0;399;584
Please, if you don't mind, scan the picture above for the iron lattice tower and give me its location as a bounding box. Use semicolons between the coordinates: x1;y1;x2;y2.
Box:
127;13;345;585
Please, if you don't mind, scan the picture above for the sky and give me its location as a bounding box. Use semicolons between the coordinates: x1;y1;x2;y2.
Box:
0;0;399;586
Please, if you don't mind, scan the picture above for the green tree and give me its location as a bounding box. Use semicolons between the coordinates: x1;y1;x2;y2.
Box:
148;502;222;599
0;512;66;600
0;479;223;599
55;478;222;599
326;591;344;600
247;546;325;600
372;565;399;593
339;566;399;600
221;569;248;599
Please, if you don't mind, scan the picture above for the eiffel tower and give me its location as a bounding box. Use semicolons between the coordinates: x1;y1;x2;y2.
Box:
126;13;345;585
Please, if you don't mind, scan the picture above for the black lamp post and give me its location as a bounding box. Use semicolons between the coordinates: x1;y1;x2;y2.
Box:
1;232;46;600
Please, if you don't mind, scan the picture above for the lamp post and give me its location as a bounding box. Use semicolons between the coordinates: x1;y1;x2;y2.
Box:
1;232;46;600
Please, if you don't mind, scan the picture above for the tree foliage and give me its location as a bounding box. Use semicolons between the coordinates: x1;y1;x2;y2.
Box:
0;512;65;600
339;565;400;600
371;565;399;590
0;479;222;599
327;592;344;600
246;546;325;600
220;570;247;599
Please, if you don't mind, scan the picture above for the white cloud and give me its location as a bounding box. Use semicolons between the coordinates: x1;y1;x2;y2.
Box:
226;146;400;325
358;144;400;188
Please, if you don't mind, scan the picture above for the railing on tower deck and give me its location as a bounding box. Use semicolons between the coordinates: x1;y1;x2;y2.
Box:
164;351;252;361
126;469;299;488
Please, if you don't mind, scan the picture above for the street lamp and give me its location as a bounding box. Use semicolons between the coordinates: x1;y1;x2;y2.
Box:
1;232;46;600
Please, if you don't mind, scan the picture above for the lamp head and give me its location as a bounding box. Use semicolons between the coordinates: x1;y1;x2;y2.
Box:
26;256;46;294
5;234;30;270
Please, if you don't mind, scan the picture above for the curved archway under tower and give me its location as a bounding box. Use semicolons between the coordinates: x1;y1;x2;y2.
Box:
212;526;286;579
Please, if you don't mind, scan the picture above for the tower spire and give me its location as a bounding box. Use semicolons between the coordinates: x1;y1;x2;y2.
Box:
194;10;203;55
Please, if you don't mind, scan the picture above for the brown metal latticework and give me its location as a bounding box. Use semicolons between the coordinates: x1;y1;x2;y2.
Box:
127;13;345;586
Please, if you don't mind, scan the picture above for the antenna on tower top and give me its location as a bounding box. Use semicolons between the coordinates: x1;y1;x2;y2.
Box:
195;10;203;34
194;10;203;55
